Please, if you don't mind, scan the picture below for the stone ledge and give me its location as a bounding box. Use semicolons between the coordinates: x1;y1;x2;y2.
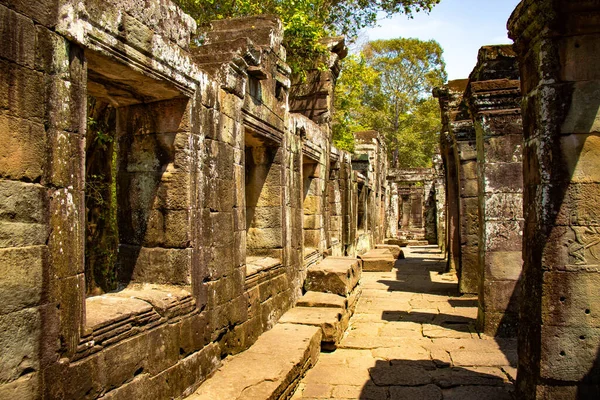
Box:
77;284;195;360
188;323;321;400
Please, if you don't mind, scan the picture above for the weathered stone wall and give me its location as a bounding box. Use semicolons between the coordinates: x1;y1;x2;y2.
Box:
509;0;600;397
352;130;388;254
0;1;388;398
385;168;439;244
466;45;523;338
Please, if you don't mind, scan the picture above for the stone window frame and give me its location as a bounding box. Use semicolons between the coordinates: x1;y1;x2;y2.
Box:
52;7;204;358
243;126;285;280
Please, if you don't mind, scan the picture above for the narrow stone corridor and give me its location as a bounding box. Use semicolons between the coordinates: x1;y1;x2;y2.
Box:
292;247;517;399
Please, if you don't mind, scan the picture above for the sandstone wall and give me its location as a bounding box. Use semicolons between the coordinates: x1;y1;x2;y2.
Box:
509;0;600;397
0;1;387;399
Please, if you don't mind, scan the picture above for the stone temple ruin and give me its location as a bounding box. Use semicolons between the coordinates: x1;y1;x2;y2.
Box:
0;0;599;399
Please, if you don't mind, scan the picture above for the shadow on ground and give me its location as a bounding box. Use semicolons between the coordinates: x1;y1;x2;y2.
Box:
359;359;514;399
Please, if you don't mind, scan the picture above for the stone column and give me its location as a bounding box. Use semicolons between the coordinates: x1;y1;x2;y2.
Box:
387;181;399;238
467;45;524;337
433;154;447;252
435;82;468;273
509;1;600;397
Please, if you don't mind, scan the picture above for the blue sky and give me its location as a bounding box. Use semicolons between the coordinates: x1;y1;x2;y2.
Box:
362;0;522;80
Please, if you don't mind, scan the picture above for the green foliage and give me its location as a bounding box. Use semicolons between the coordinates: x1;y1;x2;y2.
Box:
333;37;446;167
174;0;440;76
85;103;119;295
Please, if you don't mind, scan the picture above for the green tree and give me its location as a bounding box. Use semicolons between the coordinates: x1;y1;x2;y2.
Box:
334;38;446;167
174;0;441;76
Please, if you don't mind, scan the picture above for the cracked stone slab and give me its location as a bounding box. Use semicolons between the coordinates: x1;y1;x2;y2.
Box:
189;323;321;400
279;307;344;346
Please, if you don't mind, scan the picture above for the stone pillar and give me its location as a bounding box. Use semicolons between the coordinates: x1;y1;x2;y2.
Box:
435;81;468;273
433;154;447;252
387;181;399;238
467;45;524;337
509;1;600;397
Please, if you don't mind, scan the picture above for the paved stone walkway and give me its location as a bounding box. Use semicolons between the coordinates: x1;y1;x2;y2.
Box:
292;246;517;399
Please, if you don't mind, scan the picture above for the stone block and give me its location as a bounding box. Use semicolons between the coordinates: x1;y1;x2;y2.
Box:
0;4;35;67
485;134;523;163
48;188;84;278
303;214;322;230
103;333;148;390
484;162;523;193
484;192;523;220
206;246;235;280
296;292;347;309
359;249;395;272
46;129;84;189
146;322;181;375
0;59;45;120
0;246;45;315
459;246;479;295
0;114;46;181
556;182;600;226
0;372;38;400
248;206;282;229
0;307;40;382
304;257;360;296
190;324;321;400
303;195;321;215
384;238;408;247
484;220;523;252
247;227;283;249
540;325;600;382
541;270;600;327
0;221;47;249
303;229;321;248
558;133;600;183
461;179;478;197
46;77;86;134
279;307;343;346
485;251;523;281
483;279;519;313
375;244;403;259
117;245;191;285
0;180;45;224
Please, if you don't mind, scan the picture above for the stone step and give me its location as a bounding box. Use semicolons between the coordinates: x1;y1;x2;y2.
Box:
187;323;322;400
297;291;348;309
408;240;430;246
385;238;409;247
279;307;346;350
359;249;396;272
375;244;405;259
304;257;361;296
